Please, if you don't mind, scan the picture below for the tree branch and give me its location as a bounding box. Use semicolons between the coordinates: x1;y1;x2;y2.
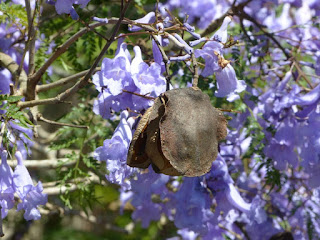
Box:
25;0;36;75
37;113;89;129
43;172;101;195
28;18;135;86
19;2;133;109
0;121;6;149
7;158;74;168
191;52;199;87
36;67;100;93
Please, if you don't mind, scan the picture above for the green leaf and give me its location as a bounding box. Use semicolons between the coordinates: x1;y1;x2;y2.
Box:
0;2;28;27
6;95;23;103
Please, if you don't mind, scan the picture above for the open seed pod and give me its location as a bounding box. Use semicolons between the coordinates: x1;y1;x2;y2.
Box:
127;87;227;177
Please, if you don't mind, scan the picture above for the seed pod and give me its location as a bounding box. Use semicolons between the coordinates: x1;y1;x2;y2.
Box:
126;107;152;168
127;87;227;177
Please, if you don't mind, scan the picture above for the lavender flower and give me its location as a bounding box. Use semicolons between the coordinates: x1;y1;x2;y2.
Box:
13;151;47;221
128;12;155;32
215;64;247;101
0;150;15;219
94;111;136;189
50;0;90;20
195;41;223;77
93;43;165;119
211;16;232;43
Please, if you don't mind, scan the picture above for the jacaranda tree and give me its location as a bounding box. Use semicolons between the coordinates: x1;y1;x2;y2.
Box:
0;0;320;239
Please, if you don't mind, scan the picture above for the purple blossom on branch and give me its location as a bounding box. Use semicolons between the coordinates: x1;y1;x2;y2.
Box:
94;111;136;189
13;152;47;221
48;0;90;20
0;150;15;219
93;43;166;119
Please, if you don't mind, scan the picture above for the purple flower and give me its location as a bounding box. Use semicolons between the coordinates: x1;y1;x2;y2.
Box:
132;202;161;228
296;110;320;187
92;17;108;23
194;15;247;102
0;150;15;219
128;12;155;32
53;0;90;20
130;168;169;227
174;178;210;231
215;64;247;101
152;39;166;73
247;196;267;224
293;82;320;107
211;16;232;43
246;218;281;240
0;69;12;95
93;44;166;119
195;17;246;102
131;46;166;95
177;229;199;240
195;41;223;77
92;42;134;119
173;33;194;54
94;111;136;187
13;151;47;221
264;118;298;170
8;121;34;159
225;183;251;212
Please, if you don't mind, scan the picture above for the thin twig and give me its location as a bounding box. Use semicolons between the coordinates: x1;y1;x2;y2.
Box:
36;67;101;93
37;114;89;129
123;17;157;32
0;121;7;148
218;108;242;114
293;61;314;89
7;158;74;168
114;31;153;40
28;21;103;85
234;221;251;240
151;34;171;90
122;89;155;100
28;20;124;86
200;14;228;38
25;0;37;76
218;224;243;239
79;19;109;41
43;172;101;195
191;52;199;87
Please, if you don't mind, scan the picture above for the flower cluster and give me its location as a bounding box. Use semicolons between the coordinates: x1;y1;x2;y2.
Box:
92;42;166;119
0;150;47;220
92;1;320;239
0;0;47;221
3;0;320;239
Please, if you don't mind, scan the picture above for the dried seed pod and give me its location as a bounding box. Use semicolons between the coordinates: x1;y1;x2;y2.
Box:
127;87;227;177
126;107;152;168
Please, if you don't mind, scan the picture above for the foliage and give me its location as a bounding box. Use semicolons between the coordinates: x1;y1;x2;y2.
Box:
1;0;320;239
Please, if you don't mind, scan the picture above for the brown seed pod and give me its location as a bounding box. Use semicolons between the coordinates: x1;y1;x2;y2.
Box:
126;107;152;168
127;87;227;177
